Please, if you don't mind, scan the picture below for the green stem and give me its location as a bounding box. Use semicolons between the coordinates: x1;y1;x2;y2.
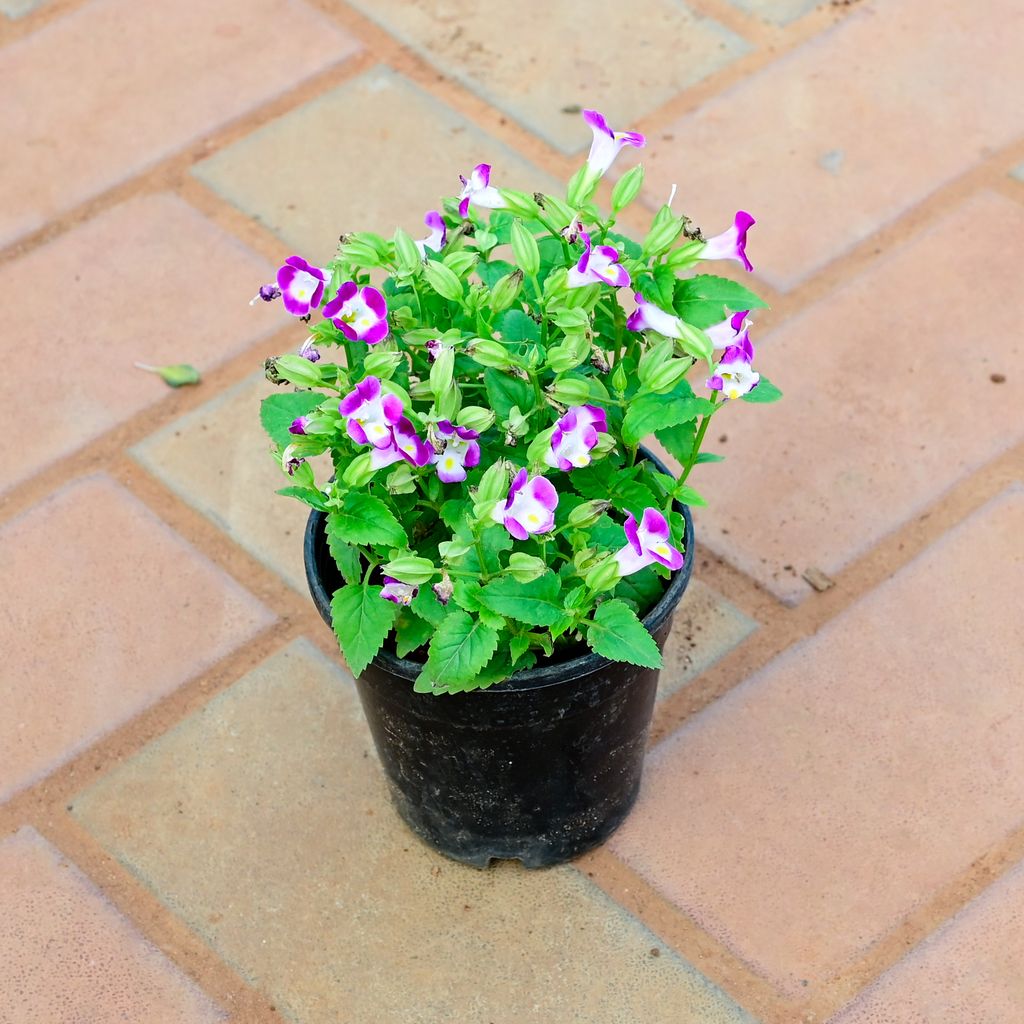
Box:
680;395;719;484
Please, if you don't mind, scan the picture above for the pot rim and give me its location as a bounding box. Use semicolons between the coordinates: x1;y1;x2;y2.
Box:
303;445;695;693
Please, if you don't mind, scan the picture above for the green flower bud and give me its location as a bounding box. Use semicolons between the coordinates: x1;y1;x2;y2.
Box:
643;357;691;394
382;555;437;586
525;426;556;466
546;332;591;374
611;164;645;212
436;381;461;420
664;239;704;270
393;227;422;272
504;405;529;438
386;463;417;494
474;461;510;520
498;188;539;219
342;452;376;487
510;220;541;277
507;552;547;584
641;205;685;258
611;361;629;392
271;354;327;389
488;269;524;313
423;260;464;302
548;376;592;405
429;346;455;398
568;500;611;528
468;338;513;368
438;536;474;560
585;556;621;594
457;406;496;433
362;348;405;379
592;432;618;455
536;193;575;227
566;165;599;209
443;250;479;278
409;379;433;400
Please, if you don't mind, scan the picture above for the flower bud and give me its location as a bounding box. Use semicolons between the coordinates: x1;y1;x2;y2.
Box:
435;381;461;421
443;251;479;278
423;260;464;302
475;461;510;508
537;193;575;227
488;269;524;313
568;500;611;528
504;405;529;438
409;379;434;399
546;332;591;374
611;361;629;392
507;552;547;584
664;239;704;270
393;227;422;272
342;452;376;487
642;205;686;258
510;220;541;277
429;346;455;398
438;537;474;561
566;165;599;209
271;354;327;388
468;338;513;368
363;348;405;379
592;432;618;455
611;164;645;213
498;188;539;219
643;357;691;394
548;376;592;405
386;463;417;494
585;556;621;594
381;555;437;587
525;426;557;466
457;406;496;433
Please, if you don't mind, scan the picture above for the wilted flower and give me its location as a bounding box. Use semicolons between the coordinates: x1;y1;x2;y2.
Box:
433;573;454;606
545;405;608;471
491;469;558;540
458;164;505;218
280;444;305;476
339;376;404;449
614;508;684;576
298;335;321;362
567;231;630;290
425;338;453;362
583;109;645;178
432;420;481;483
323;282;389;344
250;283;281;305
415;211;447;257
700;211;756;272
276;256;327;316
381;576;418;605
707;333;760;400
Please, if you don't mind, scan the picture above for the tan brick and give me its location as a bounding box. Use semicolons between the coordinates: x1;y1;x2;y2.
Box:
641;0;1024;290
193;66;563;262
691;192;1024;604
660;580;757;700
345;0;749;153
0;827;225;1022
830;860;1024;1023
0;476;274;802
0;0;359;246
0;194;279;495
610;486;1024;994
133;373;317;594
74;639;756;1024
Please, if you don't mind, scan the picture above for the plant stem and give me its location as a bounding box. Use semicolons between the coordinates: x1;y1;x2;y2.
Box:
680;395;719;484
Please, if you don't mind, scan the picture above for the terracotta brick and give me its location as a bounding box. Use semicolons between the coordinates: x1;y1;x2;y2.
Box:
193;66;563;262
724;0;822;24
610;486;1024;994
640;0;1024;290
0;827;225;1023
659;580;757;700
133;373;317;594
0;0;359;246
0;476;274;802
0;194;279;496
74;639;756;1024
830;860;1024;1023
691;192;1024;604
344;1;749;153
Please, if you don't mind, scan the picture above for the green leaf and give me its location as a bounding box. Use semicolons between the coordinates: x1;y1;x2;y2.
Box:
603;230;643;260
415;610;500;693
395;609;434;659
275;486;330;512
475;259;517;289
260;392;323;447
136;362;201;388
613;566;665;614
328;493;407;548
655;421;696;464
331;584;399;677
484;368;534;421
411;586;447;626
742;377;783;403
586;599;662;669
673;274;768;329
497;308;541;344
673;483;707;507
464;526;513;575
326;516;362;585
622;393;713;446
478;571;563;627
509;635;531;665
695;451;725;464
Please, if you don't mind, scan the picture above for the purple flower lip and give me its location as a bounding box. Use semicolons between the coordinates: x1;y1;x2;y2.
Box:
700;211;756;272
457;163;505;218
492;469;558;540
706;332;760;399
614;507;684;576
545;404;608;472
381;576;418;606
416;210;447;257
567;230;630;290
583;109;646;177
276;256;327;317
322;282;390;345
431;420;481;483
339;376;405;449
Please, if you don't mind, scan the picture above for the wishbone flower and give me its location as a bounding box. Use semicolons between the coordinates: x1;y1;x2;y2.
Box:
276;256;327;316
583;109;645;178
567;231;630;290
625;293;685;339
339;376;404;449
492;469;558;540
707;333;760;400
699;211;756;272
369;418;433;470
704;310;751;350
545;405;608;471
381;576;418;605
457;164;505;218
613;508;684;576
415;211;448;257
323;282;389;344
431;420;481;483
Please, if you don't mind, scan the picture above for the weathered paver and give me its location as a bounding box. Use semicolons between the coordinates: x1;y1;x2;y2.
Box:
641;0;1024;290
0;0;360;246
0;826;225;1022
692;191;1024;603
193;66;562;261
345;0;749;153
0;193;279;496
724;0;822;25
659;579;757;700
829;860;1024;1023
610;486;1024;995
133;372;317;595
0;475;274;803
74;639;756;1024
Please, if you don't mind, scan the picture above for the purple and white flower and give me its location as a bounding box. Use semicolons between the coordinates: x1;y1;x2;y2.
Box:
298;335;321;363
700;211;756;272
369;417;433;470
704;310;751;350
491;469;558;540
625;293;685;339
381;576;418;606
415;211;447;257
322;282;389;345
289;416;311;436
425;338;452;362
567;231;630;290
431;420;481;483
339;376;404;449
276;256;327;316
614;508;685;576
583;109;645;178
457;163;505;218
545;405;608;472
281;444;305;476
561;214;583;245
707;333;760;400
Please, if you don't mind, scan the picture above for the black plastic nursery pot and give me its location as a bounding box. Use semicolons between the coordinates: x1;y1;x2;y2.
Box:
303;456;694;869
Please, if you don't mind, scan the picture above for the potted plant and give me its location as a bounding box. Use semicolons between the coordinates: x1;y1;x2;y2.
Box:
255;108;780;867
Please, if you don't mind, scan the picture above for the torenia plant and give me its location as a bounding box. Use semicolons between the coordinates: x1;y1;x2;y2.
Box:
256;108;781;694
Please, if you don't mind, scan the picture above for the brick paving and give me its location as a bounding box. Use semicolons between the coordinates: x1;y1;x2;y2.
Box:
1;1;1022;1022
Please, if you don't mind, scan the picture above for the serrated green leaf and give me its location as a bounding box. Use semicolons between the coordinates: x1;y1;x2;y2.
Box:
673;483;707;507
415;610;499;693
331;584;399;677
327;493;408;548
613;566;665;615
695;451;725;464
326;519;362;585
275;486;330;511
509;635;531;665
673;274;768;329
464;523;513;575
742;377;783;403
586;599;662;668
622;392;714;446
477;571;563;627
260;392;324;447
411;586;447;626
497;308;541;344
484;368;534;421
655;421;697;465
395;609;434;659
